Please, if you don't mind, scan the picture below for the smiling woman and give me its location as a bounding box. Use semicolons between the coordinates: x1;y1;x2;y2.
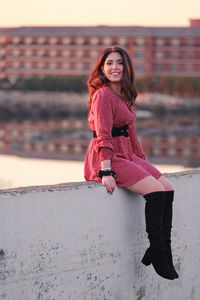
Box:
84;46;179;280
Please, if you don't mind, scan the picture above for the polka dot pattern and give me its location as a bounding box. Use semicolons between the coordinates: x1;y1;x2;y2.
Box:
84;86;163;187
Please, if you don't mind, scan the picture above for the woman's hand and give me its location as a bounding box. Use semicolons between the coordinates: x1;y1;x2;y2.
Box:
102;175;116;195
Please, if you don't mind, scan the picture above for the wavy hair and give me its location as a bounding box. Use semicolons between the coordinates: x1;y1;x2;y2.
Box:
87;46;137;110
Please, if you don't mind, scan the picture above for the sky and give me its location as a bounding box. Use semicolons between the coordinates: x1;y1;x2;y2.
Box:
0;0;199;27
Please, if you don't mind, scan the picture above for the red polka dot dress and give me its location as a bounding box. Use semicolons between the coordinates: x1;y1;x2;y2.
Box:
84;86;162;187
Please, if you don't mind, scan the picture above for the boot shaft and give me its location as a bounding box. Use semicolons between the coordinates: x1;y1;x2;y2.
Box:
143;191;166;242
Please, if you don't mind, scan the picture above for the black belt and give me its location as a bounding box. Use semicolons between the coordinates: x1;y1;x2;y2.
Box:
93;125;129;138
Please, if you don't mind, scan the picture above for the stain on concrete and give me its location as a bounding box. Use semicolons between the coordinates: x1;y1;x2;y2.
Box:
136;285;145;300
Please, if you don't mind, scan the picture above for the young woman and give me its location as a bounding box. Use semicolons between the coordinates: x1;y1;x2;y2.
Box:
84;46;178;280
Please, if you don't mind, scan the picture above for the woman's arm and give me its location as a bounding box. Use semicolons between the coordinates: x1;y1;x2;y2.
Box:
92;88;115;162
129;123;146;160
92;89;116;194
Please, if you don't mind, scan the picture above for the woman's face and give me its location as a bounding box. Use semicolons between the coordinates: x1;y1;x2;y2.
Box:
101;52;124;83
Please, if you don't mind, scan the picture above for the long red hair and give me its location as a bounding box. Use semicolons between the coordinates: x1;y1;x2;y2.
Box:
87;46;137;110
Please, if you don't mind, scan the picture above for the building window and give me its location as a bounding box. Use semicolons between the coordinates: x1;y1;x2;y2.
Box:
83;38;90;45
180;38;187;47
0;48;5;56
25;37;33;44
12;37;20;44
154;64;163;71
171;39;179;46
136;38;145;45
171;51;178;58
56;63;62;69
90;37;99;45
133;52;145;58
62;37;70;45
70;50;76;57
38;62;44;69
62;63;69;69
193;38;200;47
62;50;70;57
70;38;76;45
38;50;45;56
19;63;25;69
0;36;6;43
25;62;32;69
50;62;56;69
83;62;90;70
13;62;20;68
49;37;57;45
118;37;127;45
25;50;32;57
155;51;163;58
111;38;118;45
69;62;76;70
49;50;57;57
12;49;20;56
37;37;45;44
90;50;98;57
77;50;83;57
103;37;112;45
76;63;83;70
44;63;49;69
135;64;145;72
76;37;84;45
171;64;179;72
83;50;90;57
156;39;164;46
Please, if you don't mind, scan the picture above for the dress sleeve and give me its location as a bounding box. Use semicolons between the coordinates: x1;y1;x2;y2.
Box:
129;123;146;160
92;89;114;161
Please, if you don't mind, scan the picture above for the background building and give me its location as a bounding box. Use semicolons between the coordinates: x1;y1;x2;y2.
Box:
0;19;200;80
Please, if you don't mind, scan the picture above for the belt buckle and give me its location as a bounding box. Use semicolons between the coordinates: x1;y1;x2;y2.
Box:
124;129;129;137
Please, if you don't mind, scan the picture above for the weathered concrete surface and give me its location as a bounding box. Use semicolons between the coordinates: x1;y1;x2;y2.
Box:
0;170;200;300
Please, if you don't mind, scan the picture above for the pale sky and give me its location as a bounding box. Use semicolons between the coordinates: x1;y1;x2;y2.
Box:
0;0;199;27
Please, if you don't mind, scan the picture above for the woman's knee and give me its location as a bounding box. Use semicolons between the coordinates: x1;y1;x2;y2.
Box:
157;175;174;191
126;176;165;196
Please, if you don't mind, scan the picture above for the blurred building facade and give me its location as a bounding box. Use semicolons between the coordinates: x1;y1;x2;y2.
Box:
0;19;200;80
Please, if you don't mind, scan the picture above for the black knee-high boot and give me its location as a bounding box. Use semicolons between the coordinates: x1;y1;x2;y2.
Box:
163;190;179;278
141;191;176;280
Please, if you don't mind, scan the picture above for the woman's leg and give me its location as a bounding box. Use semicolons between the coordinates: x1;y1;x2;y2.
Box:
125;175;177;279
125;175;165;195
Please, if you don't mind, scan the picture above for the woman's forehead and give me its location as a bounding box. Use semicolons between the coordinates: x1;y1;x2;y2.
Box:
105;52;122;61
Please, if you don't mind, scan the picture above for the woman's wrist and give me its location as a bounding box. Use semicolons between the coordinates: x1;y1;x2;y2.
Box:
101;167;111;171
101;159;111;170
98;170;116;179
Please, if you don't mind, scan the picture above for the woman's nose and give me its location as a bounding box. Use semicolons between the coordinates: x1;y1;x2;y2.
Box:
112;62;118;69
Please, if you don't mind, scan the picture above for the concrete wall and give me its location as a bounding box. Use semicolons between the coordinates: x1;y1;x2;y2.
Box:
0;170;200;300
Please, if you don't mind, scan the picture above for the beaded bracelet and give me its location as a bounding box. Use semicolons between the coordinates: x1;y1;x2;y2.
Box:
98;170;116;179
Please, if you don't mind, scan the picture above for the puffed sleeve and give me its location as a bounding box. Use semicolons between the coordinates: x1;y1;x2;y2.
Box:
91;88;115;161
129;123;146;160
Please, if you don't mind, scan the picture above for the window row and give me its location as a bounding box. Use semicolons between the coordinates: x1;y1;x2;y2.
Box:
154;64;200;72
154;50;200;59
5;62;146;72
1;36;148;46
6;62;91;70
6;49;99;58
154;38;200;47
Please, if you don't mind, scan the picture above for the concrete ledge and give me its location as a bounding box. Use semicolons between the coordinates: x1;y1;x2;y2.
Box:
0;170;200;299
